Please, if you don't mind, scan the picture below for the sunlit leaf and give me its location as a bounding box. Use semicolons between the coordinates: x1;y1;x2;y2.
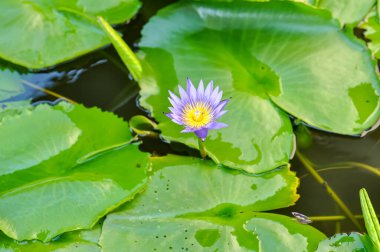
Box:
0;104;81;176
316;0;375;25
100;155;325;251
137;1;380;173
0;103;149;242
0;0;141;69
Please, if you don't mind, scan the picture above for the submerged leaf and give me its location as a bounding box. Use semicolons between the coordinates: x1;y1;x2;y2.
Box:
138;1;380;173
0;103;149;242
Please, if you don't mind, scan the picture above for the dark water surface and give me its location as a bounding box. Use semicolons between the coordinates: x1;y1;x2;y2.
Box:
14;0;380;237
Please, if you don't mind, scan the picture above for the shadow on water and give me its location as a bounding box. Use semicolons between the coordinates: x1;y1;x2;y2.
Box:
8;0;379;237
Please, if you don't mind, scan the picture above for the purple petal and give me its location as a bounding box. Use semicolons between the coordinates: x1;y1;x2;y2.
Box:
209;86;221;105
187;78;197;102
213;91;223;106
204;81;213;99
181;127;196;133
168;98;179;108
213;99;229;114
195;128;208;141
197;80;204;100
168;106;182;116
214;110;227;119
166;113;183;125
178;85;190;103
167;79;229;136
169;91;182;107
207;122;228;130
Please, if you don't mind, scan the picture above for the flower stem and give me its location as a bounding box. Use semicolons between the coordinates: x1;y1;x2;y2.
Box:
198;138;207;159
308;214;380;221
296;151;363;232
332;162;380;177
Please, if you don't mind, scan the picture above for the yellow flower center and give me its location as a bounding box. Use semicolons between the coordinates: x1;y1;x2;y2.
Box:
183;102;212;128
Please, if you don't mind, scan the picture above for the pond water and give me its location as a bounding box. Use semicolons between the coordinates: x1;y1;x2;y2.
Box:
11;0;380;237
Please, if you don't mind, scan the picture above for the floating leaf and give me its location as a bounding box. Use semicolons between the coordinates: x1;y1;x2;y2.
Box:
137;1;380;173
316;0;375;25
100;155;325;251
0;103;149;242
0;69;23;101
316;233;375;251
0;224;101;252
0;105;81;176
0;0;141;69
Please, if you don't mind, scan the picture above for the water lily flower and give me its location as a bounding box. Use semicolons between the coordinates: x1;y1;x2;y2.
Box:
166;78;229;141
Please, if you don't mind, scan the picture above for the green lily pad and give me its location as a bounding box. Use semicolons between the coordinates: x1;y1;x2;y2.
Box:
316;233;375;252
100;155;325;251
0;0;141;69
0;224;101;252
0;103;149;242
0;69;23;101
137;1;380;173
198;0;374;25
0;105;81;175
316;0;375;25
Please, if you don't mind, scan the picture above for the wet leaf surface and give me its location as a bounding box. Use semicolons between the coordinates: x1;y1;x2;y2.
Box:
100;155;325;251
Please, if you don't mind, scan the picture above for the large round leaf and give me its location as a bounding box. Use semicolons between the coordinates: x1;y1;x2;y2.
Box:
0;0;140;69
0;105;80;175
139;35;294;174
0;103;149;242
138;1;380;173
99;155;326;251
